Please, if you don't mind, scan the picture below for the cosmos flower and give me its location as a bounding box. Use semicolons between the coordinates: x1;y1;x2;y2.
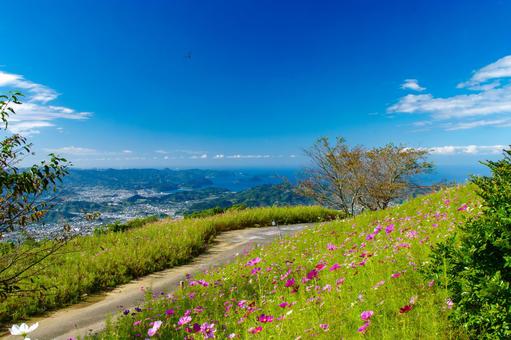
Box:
319;323;329;331
329;263;340;271
178;316;192;326
200;322;216;338
358;321;370;333
285;278;295;287
360;310;374;321
9;322;39;340
247;257;262;266
399;305;413;313
258;314;274;323
147;320;162;337
248;326;263;334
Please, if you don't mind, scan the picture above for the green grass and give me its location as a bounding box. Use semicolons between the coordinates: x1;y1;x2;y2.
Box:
0;206;342;325
96;184;481;339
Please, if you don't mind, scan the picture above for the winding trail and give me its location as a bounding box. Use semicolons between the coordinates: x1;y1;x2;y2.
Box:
3;223;311;340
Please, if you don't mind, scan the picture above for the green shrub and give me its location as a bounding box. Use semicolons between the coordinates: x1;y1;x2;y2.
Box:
94;216;159;235
426;148;511;339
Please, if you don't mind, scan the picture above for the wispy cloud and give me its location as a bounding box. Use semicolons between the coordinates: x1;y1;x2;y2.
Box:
44;146;98;155
419;144;505;155
388;55;511;129
0;70;90;135
400;79;425;91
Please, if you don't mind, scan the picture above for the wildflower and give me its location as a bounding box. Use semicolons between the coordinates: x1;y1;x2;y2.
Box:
279;302;290;308
329;263;340;271
444;199;450;205
319;323;329;331
228;334;236;338
200;322;216;338
306;269;318;280
391;272;401;279
251;267;261;275
373;280;385;289
178;316;192;326
360;310;374;321
457;203;468;211
165;309;175;316
327;243;337;251
446;298;454;309
323;284;332;292
247;257;262;266
336;277;345;286
315;263;326;271
248;326;263;334
385;224;394;234
428;279;435;287
147;320;162;337
258;314;274;323
133;320;142;326
399;305;413;313
9;322;39;339
357;321;370;333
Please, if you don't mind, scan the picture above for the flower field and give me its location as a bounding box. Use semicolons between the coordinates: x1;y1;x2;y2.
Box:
1;206;341;325
96;184;481;339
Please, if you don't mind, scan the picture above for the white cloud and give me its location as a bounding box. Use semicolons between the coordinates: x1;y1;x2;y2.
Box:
122;150;133;154
0;70;90;134
388;55;511;129
155;150;168;154
401;79;425;91
458;55;511;88
44;146;98;155
422;145;505;155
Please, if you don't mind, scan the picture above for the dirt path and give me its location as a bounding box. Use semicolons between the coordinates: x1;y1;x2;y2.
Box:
3;224;311;340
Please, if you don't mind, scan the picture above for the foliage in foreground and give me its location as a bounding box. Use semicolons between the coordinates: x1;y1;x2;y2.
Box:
1;92;71;298
97;185;479;339
427;148;511;339
0;206;341;325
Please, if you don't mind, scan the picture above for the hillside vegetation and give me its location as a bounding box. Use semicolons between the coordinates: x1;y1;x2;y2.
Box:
0;206;341;325
96;184;480;339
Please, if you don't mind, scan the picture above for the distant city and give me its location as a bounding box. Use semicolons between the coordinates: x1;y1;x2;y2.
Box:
17;164;488;239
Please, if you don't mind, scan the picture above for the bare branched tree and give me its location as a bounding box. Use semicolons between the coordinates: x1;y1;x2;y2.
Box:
298;137;432;215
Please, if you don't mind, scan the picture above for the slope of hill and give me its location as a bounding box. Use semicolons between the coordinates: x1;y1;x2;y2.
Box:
98;184;480;339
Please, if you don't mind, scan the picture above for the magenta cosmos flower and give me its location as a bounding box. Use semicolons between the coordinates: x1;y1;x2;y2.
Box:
246;257;262;266
360;310;374;321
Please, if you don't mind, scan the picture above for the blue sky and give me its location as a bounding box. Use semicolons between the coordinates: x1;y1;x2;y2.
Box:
0;0;510;168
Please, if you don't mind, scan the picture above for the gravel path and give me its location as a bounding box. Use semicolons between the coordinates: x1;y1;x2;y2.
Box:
2;223;312;340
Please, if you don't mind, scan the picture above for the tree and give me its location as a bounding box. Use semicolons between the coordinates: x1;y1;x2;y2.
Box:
0;92;70;297
297;137;431;215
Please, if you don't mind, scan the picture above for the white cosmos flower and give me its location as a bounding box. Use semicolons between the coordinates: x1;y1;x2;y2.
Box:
9;322;39;339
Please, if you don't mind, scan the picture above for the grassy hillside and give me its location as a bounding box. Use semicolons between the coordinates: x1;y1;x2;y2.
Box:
97;184;480;339
0;206;342;325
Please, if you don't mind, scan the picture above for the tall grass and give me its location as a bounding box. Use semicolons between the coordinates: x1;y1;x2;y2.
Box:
96;185;481;339
0;206;342;325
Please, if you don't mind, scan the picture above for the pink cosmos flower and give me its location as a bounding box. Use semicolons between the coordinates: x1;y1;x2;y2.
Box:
251;267;261;275
457;204;468;211
133;320;141;326
336;277;345;286
360;310;374;321
358;321;370;333
258;314;274;323
385;224;394;234
446;298;454;309
247;257;262;266
200;322;216;339
444;199;450;205
391;272;401;279
327;243;337;251
279;302;290;308
249;326;263;334
285;278;295;287
178;316;192;326
319;323;329;331
306;269;319;280
165;309;175;316
329;263;340;271
315;263;326;271
428;280;435;287
373;280;385;289
147;320;162;337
